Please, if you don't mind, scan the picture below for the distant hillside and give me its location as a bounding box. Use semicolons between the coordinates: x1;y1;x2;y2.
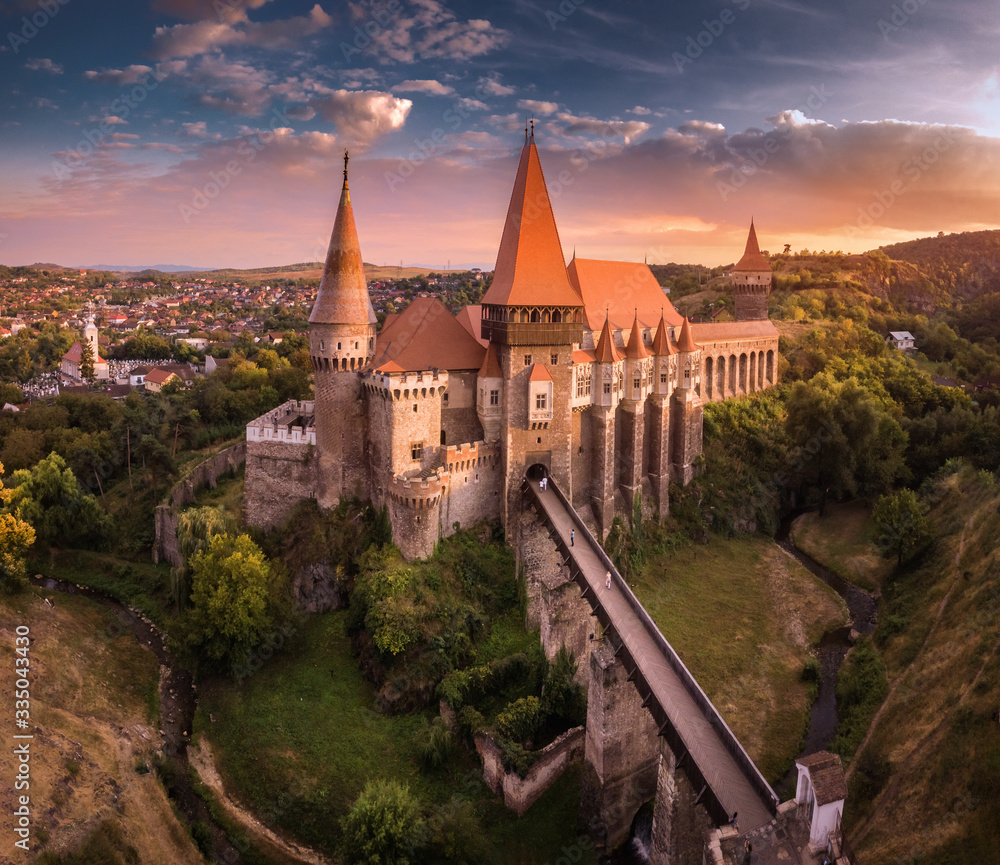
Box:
122;262;470;282
880;230;1000;299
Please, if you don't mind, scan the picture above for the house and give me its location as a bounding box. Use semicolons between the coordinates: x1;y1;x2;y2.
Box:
886;331;915;350
144;368;180;392
794;751;847;852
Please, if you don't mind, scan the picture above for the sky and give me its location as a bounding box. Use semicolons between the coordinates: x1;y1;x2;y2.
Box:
1;0;999;270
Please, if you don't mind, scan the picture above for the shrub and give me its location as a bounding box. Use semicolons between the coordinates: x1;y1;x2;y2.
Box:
415;717;454;772
341;779;426;865
496;696;542;745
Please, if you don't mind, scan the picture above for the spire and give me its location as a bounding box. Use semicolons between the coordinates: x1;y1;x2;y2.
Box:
478;341;502;378
594;315;622;363
676;316;700;353
310;152;377;326
481;137;582;308
625;314;651;359
734;219;771;272
651;312;676;356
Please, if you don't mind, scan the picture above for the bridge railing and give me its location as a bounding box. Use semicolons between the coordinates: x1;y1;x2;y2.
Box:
526;477;779;817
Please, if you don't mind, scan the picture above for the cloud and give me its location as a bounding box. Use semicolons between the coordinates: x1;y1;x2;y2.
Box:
152;3;331;58
394;79;454;96
101;115;128;126
186;54;273;116
518;99;558;116
457;97;488;111
309;89;411;147
151;0;272;23
84;65;156;84
478;73;515;97
629;105;651;115
31;97;58;109
552;112;651;145
25;58;63;74
361;0;507;63
181;121;210;137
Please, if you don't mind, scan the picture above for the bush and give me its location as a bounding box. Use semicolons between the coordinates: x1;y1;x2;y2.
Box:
496;696;542;745
415;717;453;772
540;646;586;728
341;779;426;865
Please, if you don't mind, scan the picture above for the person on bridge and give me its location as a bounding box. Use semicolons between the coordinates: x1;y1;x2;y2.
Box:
605;571;611;590
570;529;575;546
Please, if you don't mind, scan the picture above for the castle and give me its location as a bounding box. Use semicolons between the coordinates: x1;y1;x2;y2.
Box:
244;132;780;558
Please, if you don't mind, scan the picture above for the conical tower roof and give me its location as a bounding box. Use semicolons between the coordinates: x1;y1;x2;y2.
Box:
478;341;502;378
625;314;651;359
594;315;622;363
676;316;700;353
651;313;676;356
481;133;582;308
310;153;377;326
733;220;771;272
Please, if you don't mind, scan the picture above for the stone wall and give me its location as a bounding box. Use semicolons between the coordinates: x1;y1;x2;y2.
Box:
475;726;585;816
153;441;247;566
243;439;318;532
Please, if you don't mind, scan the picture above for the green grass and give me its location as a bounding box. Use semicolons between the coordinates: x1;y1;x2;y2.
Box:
198;610;595;864
790;501;893;592
633;534;847;784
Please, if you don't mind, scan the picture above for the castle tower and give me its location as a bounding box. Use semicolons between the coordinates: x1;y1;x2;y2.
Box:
480;127;583;527
671;317;703;485
309;152;377;505
732;220;772;321
591;316;622;535
647;314;677;514
621;314;652;502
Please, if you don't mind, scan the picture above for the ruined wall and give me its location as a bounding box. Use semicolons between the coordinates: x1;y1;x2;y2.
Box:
153;441;247;566
475;726;585;816
243;439;318;531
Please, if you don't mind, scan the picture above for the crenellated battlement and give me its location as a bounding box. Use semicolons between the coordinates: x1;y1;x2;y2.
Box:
444;440;500;474
246;400;317;445
387;468;447;509
364;367;449;401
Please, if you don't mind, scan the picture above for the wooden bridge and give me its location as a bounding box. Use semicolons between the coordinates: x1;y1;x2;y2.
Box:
524;476;779;832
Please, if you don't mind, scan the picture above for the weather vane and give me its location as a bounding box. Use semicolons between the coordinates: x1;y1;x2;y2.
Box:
343;150;350;182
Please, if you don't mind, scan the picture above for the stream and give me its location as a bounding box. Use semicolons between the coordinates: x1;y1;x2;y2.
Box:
608;513;878;862
30;575;247;864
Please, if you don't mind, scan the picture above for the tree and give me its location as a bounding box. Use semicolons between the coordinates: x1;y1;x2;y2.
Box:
172;505;237;610
0;462;35;591
872;488;932;566
186;532;280;674
341;779;426;865
80;338;95;382
8;452;111;549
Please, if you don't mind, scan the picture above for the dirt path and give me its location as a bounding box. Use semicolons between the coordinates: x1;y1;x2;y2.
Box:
849;514;977;844
189;739;334;865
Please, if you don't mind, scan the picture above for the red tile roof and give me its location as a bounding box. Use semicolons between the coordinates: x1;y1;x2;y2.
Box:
676;317;700;353
567;258;683;332
624;316;652;359
690;320;779;343
481;137;582;309
594;316;622;363
373;296;486;372
651;315;677;356
478;342;502;377
734;221;771;272
528;363;552;382
796;751;847;805
454;304;487;347
309;163;377;326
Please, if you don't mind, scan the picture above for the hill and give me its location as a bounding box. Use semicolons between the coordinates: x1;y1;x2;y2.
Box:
792;466;1000;863
880;230;1000;299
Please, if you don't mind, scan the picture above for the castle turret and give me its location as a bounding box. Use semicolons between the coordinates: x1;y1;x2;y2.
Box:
732;220;772;321
309;152;376;505
479;126;584;527
671;317;703;485
648;313;678;513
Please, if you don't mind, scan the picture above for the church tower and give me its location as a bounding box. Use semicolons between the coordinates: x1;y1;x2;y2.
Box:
309;152;377;505
480;126;583;527
732;220;772;321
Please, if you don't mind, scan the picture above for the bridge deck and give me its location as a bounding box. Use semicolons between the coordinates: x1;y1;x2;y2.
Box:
530;478;775;832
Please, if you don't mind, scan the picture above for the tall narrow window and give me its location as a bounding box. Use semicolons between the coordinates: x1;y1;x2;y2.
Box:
411;442;423;460
535;393;547;410
490;389;499;405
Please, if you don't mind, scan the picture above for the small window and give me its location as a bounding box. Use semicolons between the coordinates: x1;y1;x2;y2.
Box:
660;373;667;384
536;437;542;444
603;382;611;394
550;353;558;365
411;442;423;460
490;389;499;405
413;404;418;412
535;393;547;410
440;430;446;445
337;341;341;350
634;377;640;389
320;340;325;351
684;369;690;380
524;354;532;366
443;392;449;404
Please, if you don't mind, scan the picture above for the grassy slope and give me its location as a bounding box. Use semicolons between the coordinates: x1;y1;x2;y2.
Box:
791;501;894;592
632;535;847;784
197;611;592;864
0;589;203;864
798;470;1000;864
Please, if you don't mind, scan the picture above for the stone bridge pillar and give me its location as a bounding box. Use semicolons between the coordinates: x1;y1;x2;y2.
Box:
518;511;594;688
580;642;659;851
